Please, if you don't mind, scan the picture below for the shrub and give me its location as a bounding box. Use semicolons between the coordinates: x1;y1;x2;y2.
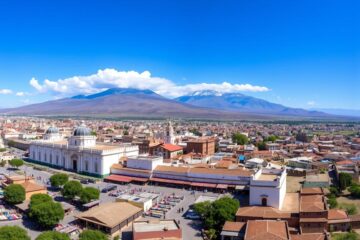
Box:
79;230;107;240
36;231;70;240
9;158;24;169
4;184;25;204
62;180;83;200
0;226;30;240
29;201;64;229
50;173;69;188
80;187;100;204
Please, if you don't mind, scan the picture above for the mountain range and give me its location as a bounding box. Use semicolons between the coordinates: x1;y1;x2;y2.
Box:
0;88;343;120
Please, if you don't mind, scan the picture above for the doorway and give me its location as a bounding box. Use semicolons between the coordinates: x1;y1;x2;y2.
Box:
261;197;267;206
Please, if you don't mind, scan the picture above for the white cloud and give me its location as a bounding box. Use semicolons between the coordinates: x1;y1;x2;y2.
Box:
307;101;316;106
16;92;31;97
29;68;270;98
0;89;12;95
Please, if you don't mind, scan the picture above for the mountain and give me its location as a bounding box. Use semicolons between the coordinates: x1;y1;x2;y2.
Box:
312;108;360;117
0;88;342;120
0;88;256;119
175;91;328;117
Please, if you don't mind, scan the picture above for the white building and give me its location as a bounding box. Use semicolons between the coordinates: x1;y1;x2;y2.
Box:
163;121;175;144
249;168;287;209
126;156;163;171
29;124;139;178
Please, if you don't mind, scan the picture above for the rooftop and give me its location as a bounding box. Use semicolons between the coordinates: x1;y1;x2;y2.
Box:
244;220;290;240
133;220;180;232
76;202;142;228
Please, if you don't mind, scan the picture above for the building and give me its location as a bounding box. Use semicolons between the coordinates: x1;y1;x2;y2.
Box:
185;137;215;155
76;202;142;238
133;220;182;240
29;124;139;177
3;176;46;200
249;168;287;209
299;188;328;233
244;158;267;169
116;192;160;211
164;121;176;144
152;143;183;159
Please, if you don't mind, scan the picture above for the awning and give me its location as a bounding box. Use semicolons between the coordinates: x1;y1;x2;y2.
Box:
105;174;148;183
150;177;190;185
131;177;148;182
216;184;228;189
105;175;132;183
190;182;217;188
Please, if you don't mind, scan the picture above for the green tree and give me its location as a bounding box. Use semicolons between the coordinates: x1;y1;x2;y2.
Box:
9;158;24;169
0;148;6;152
349;184;360;198
329;186;340;197
36;231;70;240
50;173;69;188
257;141;266;151
264;135;278;142
29;201;64;229
327;195;338;209
232;133;248;145
193;196;239;234
4;184;25;204
205;229;217;240
62;180;83;199
29;194;53;208
0;226;30;240
80;187;100;204
339;172;353;191
79;230;107;240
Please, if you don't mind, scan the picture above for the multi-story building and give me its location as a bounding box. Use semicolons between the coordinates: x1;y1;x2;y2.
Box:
185;137;215;155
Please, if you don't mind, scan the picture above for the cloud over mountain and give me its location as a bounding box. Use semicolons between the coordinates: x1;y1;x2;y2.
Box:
29;68;270;98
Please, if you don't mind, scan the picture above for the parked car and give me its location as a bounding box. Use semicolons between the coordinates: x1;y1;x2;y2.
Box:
101;185;117;193
185;209;200;220
80;179;89;184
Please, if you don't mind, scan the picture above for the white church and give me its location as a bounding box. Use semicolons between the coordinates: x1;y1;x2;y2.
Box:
29;123;139;177
249;168;287;209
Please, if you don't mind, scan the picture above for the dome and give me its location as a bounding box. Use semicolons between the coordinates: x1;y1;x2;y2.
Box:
46;127;59;134
73;125;91;136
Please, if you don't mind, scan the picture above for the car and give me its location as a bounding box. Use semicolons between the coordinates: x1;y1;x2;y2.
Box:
101;185;117;193
185;209;200;220
80;179;89;184
88;178;97;184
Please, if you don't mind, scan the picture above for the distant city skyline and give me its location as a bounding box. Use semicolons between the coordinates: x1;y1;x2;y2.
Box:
0;0;358;110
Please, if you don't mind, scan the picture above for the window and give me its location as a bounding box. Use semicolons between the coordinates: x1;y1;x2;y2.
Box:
94;162;98;173
56;155;59;165
50;154;52;164
44;153;47;162
85;161;88;171
38;152;41;160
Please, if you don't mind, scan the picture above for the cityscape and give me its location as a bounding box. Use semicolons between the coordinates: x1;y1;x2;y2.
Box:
0;1;359;240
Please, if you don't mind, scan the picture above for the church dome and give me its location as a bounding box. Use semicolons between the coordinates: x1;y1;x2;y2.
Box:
73;124;91;136
46;127;59;134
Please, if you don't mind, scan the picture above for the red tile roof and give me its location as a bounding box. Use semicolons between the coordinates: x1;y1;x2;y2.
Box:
161;144;183;152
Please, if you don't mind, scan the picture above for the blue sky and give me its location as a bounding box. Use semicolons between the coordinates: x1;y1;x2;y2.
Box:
0;0;358;109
